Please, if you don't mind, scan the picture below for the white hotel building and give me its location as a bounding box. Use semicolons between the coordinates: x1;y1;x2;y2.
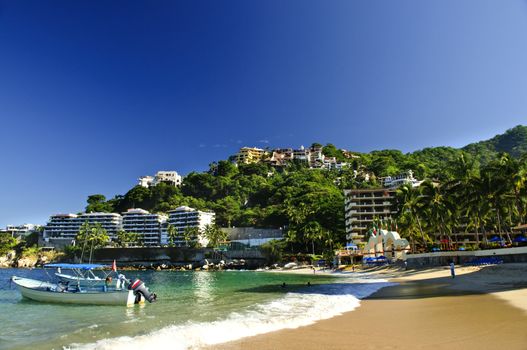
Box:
42;207;215;248
166;206;215;247
138;171;182;188
1;224;41;238
122;208;167;246
43;213;122;247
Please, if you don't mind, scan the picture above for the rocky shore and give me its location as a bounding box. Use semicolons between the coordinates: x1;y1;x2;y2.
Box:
0;250;60;268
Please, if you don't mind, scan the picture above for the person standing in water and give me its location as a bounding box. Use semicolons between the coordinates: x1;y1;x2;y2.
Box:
450;261;455;278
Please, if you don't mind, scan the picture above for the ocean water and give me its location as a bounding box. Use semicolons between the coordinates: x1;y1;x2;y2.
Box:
0;268;392;350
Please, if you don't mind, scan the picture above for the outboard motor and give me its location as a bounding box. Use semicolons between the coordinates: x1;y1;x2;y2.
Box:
128;278;157;303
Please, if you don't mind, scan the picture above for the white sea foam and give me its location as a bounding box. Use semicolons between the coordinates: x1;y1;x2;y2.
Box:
69;278;394;350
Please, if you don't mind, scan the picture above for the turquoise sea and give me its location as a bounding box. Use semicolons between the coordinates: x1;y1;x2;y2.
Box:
0;268;392;350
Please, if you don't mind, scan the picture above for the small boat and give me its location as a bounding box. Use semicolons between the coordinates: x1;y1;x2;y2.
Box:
11;263;157;306
11;276;140;306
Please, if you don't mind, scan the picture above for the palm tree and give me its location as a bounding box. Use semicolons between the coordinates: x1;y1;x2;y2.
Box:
183;226;200;248
480;157;513;243
77;221;91;262
420;181;453;249
87;223;109;263
203;224;228;248
396;184;427;249
303;221;325;254
463;176;491;246
167;224;178;247
116;230;139;247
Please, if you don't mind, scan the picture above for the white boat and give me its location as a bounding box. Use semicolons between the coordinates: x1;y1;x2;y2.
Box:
11;263;158;306
11;276;140;306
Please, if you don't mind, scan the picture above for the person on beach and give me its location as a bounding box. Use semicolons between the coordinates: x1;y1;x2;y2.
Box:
450;261;455;278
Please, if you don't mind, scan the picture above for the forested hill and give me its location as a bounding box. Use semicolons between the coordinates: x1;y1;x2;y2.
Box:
84;125;527;237
462;125;527;161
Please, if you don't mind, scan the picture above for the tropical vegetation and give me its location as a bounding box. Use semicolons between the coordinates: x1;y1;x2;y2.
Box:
77;126;527;258
395;153;527;251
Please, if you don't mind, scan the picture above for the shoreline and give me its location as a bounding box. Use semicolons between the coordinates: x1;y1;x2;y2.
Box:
209;264;527;349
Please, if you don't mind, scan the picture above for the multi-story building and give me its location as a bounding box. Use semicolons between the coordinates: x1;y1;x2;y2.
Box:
138;171;182;188
235;147;267;164
308;145;325;168
292;146;310;162
79;213;122;240
344;171;422;244
43;214;81;245
153;171;182;186
121;208;167;246
43;212;122;247
344;189;397;244
166;206;215;247
1;224;41;238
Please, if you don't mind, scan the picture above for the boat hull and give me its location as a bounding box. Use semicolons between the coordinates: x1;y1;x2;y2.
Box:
11;276;141;306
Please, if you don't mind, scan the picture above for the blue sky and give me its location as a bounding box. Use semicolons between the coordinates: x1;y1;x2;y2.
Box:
1;0;527;226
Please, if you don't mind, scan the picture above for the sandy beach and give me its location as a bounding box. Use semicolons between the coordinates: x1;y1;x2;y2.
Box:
211;264;527;350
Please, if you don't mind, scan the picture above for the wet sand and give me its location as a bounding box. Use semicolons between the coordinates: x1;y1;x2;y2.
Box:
210;264;527;350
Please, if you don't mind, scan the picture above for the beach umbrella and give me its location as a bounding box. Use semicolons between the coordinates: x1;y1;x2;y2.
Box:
513;236;527;243
489;236;503;242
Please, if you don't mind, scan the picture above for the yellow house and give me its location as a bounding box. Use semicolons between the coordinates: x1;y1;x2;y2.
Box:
236;147;267;164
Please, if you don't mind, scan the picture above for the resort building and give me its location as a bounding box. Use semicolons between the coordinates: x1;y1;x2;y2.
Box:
121;208;167;246
1;224;41;238
344;171;423;244
344;189;398;243
138;171;182;188
166;206;215;247
43;214;81;245
79;213;122;240
235;147;267;164
42;212;122;247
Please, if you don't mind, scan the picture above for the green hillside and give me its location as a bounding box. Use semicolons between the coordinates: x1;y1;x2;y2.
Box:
462;125;527;160
80;125;527;255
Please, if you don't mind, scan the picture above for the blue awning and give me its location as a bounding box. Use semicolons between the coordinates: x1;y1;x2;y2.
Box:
44;263;108;270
